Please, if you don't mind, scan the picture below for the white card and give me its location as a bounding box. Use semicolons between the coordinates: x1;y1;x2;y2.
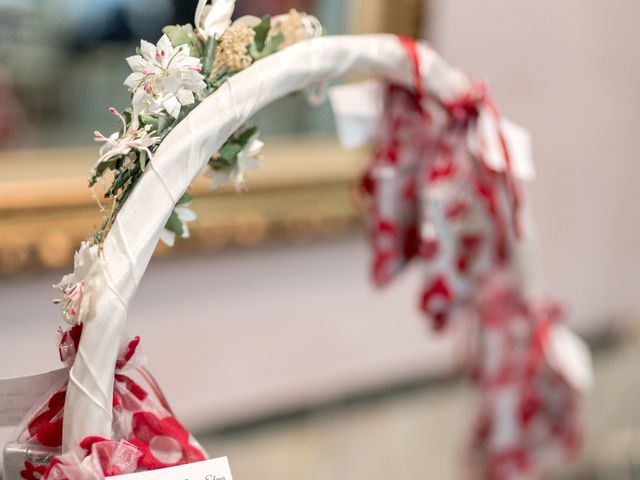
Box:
0;367;68;426
109;457;233;480
329;80;384;149
476;108;535;181
490;386;518;450
545;325;594;393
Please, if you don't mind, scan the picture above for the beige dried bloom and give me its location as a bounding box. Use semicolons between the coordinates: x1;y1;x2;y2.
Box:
271;9;322;49
212;25;255;75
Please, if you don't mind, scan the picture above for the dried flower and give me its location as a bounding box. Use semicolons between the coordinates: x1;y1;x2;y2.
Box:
212;26;256;74
271;9;323;49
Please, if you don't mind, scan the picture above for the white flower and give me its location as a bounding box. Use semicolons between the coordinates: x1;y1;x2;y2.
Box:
124;34;206;118
92;108;159;176
54;242;104;325
206;134;263;191
160;205;197;247
195;0;236;39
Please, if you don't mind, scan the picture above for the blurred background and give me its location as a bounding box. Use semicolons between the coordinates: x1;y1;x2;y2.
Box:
1;0;639;478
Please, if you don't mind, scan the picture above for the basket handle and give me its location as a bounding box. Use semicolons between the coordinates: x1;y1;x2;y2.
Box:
62;34;472;452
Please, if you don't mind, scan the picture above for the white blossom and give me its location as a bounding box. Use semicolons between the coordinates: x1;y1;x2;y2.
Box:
194;0;236;39
124;35;206;118
206;134;263;191
54;242;104;325
160;206;197;247
92;108;159;177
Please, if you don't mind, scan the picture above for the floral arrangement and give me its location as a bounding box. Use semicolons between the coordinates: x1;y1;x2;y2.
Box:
54;0;322;325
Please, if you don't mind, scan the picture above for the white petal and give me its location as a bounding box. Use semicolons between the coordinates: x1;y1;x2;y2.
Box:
146;96;165;116
247;138;264;157
124;72;144;90
194;0;209;29
126;55;147;72
176;88;195;105
54;272;76;291
74;242;99;277
203;0;235;37
175;43;192;58
158;74;180;94
232;169;246;188
181;73;206;93
178;55;202;69
140;40;157;61
238;154;260;172
176;206;197;222
156;35;174;60
160;229;176;247
208;168;231;190
131;89;150;115
76;292;93;325
163;95;182;118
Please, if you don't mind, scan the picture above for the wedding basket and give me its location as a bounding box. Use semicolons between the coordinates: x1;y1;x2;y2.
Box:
1;1;593;479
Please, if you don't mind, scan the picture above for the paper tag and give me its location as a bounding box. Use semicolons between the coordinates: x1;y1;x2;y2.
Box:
490;386;519;450
477;108;535;181
329;80;384;149
0;367;68;426
545;325;594;393
109;456;233;480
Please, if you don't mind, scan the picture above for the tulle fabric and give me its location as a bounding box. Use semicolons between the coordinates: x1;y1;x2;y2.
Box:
12;326;206;479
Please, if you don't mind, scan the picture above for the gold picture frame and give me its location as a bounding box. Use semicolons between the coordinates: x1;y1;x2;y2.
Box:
0;0;424;274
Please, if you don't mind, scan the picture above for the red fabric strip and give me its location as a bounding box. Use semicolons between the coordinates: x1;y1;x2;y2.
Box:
398;36;427;114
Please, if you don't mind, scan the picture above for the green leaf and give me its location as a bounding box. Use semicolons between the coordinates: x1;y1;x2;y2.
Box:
209;126;258;169
163;25;191;48
107;168;133;197
140;114;158;132
156;115;171;136
202;36;216;77
140;114;171;137
217;142;244;165
209;69;231;90
177;192;192;206
249;31;284;61
189;40;204;58
249;16;286;61
237;126;258;144
122;110;133;133
164;210;185;236
162;25;204;58
252;16;271;52
89;157;119;186
139;150;147;172
266;32;285;53
208;157;227;169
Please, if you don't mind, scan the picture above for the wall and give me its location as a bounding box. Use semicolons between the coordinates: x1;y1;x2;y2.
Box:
428;0;640;329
